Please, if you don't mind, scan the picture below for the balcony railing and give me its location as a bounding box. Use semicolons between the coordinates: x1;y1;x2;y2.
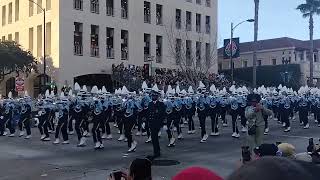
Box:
107;48;114;59
121;51;128;60
90;2;99;14
156;17;163;25
74;44;83;56
156;55;162;63
196;25;201;33
144;15;151;23
106;6;114;16
196;0;202;4
74;0;83;10
206;25;211;34
206;0;211;7
186;23;192;31
91;46;99;57
176;20;181;29
121;9;128;19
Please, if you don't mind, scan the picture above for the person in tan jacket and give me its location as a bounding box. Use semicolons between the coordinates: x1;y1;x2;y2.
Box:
245;94;273;152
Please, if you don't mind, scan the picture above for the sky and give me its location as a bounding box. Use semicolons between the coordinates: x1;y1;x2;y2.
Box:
218;0;320;47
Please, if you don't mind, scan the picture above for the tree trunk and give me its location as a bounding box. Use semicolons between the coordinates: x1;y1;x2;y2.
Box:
309;15;314;86
253;0;259;88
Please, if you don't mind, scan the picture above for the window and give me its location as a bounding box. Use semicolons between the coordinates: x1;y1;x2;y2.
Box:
186;11;192;31
196;14;201;33
29;1;34;16
176;39;182;64
2;6;6;26
144;33;151;61
258;60;262;66
206;43;210;66
121;0;128;19
15;0;19;21
8;34;12;41
196;42;201;67
156;36;162;63
242;60;248;68
272;58;276;65
196;0;201;5
14;32;19;43
46;0;51;10
144;1;151;23
206;0;211;7
186;0;192;2
2;36;5;41
74;22;83;56
37;0;42;14
205;16;211;34
91;0;99;14
299;52;304;61
186;40;192;66
29;28;34;53
37;25;42;57
106;0;114;16
90;25;99;57
176;9;181;29
156;4;163;25
106;27;114;59
74;0;83;10
46;22;51;55
218;63;222;70
121;30;128;60
8;3;12;24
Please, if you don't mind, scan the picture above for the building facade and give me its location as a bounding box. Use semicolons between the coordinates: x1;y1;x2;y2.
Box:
218;37;320;85
0;0;218;97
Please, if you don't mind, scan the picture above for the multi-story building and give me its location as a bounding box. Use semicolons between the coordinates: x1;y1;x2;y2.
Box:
218;37;320;85
0;0;218;97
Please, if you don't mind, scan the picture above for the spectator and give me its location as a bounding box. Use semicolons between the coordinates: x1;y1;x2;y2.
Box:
278;143;296;159
172;167;223;180
108;158;152;180
228;157;320;180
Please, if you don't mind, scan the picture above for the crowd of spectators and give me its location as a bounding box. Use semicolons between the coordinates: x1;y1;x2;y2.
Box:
108;141;320;180
112;63;233;91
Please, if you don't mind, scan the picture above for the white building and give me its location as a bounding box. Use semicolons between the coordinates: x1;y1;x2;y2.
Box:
0;0;217;97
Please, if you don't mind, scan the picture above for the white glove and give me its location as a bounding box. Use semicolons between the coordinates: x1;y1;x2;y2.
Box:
142;122;146;129
0;116;3;120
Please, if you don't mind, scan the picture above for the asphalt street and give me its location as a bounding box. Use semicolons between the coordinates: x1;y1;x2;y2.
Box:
0;115;320;180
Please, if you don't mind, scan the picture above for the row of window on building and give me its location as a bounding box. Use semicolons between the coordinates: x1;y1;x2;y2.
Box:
73;22;211;65
186;0;212;7
1;0;51;26
1;22;52;58
73;0;211;34
1;0;19;26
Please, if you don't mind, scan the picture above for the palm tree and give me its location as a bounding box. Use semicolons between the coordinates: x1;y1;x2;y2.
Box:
297;0;320;86
252;0;259;87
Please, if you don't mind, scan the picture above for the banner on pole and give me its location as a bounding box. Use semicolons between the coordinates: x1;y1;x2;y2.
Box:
223;38;240;59
15;77;25;92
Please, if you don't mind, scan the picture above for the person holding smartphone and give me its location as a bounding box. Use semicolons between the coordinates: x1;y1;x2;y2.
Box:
245;94;273;152
108;158;152;180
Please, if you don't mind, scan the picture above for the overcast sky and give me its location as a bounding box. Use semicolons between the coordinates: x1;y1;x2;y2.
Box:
218;0;320;47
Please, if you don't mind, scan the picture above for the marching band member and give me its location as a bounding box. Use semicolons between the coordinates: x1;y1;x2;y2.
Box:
38;100;51;141
196;82;209;143
146;84;165;160
123;91;138;153
92;97;104;150
229;95;240;138
185;86;196;134
18;95;32;139
207;88;219;136
53;93;70;144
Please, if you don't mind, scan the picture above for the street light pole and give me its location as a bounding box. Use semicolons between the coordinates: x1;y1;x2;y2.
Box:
229;19;254;85
28;0;46;92
230;22;234;84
